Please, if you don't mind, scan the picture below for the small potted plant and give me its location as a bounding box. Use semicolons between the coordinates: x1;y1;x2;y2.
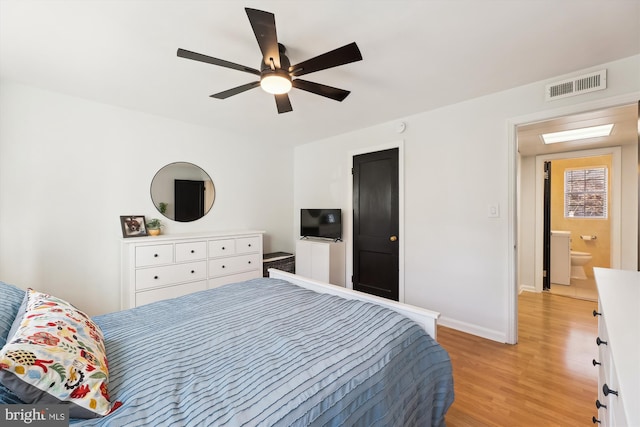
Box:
146;218;163;236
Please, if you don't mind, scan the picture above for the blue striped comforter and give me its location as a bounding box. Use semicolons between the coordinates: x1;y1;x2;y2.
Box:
72;278;454;426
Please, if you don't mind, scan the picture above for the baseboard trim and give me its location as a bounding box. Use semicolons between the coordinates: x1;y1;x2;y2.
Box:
520;284;536;293
438;316;507;343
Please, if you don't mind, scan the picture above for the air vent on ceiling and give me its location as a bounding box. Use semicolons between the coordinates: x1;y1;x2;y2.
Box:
545;69;607;101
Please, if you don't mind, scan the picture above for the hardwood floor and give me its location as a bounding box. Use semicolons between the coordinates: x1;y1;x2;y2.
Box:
438;291;598;426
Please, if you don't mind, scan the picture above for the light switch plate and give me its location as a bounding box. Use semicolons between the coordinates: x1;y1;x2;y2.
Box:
488;204;500;218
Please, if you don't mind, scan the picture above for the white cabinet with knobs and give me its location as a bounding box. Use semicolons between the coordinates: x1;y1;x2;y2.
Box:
592;268;639;427
121;231;264;308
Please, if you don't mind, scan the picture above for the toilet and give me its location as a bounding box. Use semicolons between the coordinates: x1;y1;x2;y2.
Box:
570;251;592;280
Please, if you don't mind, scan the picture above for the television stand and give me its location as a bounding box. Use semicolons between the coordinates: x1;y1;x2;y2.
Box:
295;239;345;286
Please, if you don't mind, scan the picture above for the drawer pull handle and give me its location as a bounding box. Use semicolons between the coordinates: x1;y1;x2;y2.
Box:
592;359;601;367
222;265;226;269
603;384;618;397
592;416;601;424
222;247;226;250
595;399;607;410
191;250;195;253
191;270;195;274
592;310;601;317
248;244;252;247
154;254;158;258
154;276;159;280
248;261;251;264
596;337;607;346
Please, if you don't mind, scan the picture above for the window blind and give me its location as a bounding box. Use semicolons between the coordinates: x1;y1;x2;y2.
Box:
564;167;608;218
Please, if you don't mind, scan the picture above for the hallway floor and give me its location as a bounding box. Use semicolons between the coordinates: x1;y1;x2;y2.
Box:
550;276;598;301
439;292;598;426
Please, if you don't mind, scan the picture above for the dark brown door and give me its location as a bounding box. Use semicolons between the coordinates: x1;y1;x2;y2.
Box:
353;148;399;300
174;179;205;222
543;161;551;291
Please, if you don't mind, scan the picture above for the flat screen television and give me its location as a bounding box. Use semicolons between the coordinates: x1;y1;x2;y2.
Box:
300;209;342;240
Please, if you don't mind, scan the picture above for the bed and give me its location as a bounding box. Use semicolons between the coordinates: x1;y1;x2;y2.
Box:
0;270;454;426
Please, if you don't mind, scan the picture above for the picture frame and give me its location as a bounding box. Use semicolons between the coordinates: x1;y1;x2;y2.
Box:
120;215;148;238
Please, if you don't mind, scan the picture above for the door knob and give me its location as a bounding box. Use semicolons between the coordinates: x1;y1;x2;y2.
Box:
390;235;398;242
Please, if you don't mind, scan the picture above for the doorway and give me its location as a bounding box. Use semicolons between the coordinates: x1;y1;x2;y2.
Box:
543;154;614;301
509;99;638;344
352;148;399;300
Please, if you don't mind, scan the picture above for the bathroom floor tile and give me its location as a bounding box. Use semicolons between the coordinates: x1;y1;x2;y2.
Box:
550;277;597;301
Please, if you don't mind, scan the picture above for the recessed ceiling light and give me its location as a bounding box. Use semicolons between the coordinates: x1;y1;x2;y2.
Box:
542;124;614;144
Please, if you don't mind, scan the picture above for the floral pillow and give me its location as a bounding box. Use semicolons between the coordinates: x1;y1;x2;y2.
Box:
0;289;121;418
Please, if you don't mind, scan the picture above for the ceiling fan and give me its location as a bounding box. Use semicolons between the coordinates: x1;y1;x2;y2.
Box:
177;7;363;114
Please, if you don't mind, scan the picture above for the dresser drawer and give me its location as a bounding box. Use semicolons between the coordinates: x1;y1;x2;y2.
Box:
136;244;173;267
208;239;236;258
135;280;207;306
176;241;207;262
236;236;261;254
208;271;261;289
135;261;207;290
209;254;261;277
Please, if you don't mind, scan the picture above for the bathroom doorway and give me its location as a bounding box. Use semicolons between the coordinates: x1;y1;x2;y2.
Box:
510;100;639;345
543;154;613;301
532;147;621;300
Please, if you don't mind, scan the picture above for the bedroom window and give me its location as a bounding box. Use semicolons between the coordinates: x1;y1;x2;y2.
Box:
564;167;608;218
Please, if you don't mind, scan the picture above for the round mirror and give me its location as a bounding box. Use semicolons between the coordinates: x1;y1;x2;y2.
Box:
150;162;215;222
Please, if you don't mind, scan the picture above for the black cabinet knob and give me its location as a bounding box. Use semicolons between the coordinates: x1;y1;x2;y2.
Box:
190;270;195;274
593;310;601;317
592;416;601;424
596;337;608;346
191;250;195;253
592;359;601;367
222;247;226;250
248;261;251;264
222;265;226;269
603;384;618;396
248;244;252;247
595;399;607;409
154;275;158;280
154;254;158;257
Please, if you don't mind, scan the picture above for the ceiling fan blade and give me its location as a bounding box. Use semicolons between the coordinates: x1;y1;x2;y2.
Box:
289;42;362;77
177;48;260;76
245;8;280;69
274;94;293;114
210;81;260;99
292;79;351;102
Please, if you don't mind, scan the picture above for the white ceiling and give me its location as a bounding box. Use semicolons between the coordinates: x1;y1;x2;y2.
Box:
1;0;639;147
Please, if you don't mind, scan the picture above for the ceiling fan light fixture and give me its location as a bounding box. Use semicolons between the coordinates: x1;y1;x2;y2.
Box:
260;70;292;95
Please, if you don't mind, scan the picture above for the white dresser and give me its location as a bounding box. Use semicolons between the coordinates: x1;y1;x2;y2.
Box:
592;268;639;427
121;230;264;309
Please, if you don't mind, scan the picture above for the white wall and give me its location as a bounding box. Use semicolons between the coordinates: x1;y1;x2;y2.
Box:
0;81;294;315
293;55;640;342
